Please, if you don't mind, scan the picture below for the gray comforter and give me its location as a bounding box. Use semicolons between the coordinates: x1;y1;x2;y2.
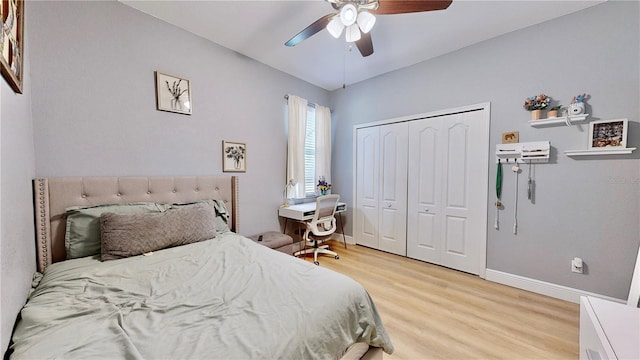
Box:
10;233;393;359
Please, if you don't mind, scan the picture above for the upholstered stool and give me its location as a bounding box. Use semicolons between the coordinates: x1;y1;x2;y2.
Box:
247;231;294;255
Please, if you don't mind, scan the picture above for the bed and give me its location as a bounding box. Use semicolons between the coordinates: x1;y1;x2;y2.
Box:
8;176;393;359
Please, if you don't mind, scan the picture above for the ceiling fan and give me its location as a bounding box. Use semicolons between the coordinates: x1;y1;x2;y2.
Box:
285;0;453;57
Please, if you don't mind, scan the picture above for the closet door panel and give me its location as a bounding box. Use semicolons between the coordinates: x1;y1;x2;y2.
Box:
355;127;379;248
440;112;487;275
445;123;469;209
416;212;437;250
407;119;442;262
444;216;467;255
378;122;407;256
361;206;378;238
361;134;378;202
418;128;438;205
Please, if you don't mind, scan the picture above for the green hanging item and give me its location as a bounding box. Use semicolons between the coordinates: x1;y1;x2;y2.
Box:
494;160;503;229
496;161;502;200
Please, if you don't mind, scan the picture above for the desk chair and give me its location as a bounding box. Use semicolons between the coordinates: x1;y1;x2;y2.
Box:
294;194;340;265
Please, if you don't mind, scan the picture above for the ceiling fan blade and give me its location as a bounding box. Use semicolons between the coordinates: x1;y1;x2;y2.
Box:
371;0;452;15
355;32;374;57
285;14;335;47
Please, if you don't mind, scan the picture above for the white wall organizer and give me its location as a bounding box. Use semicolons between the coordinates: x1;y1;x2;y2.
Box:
496;141;551;164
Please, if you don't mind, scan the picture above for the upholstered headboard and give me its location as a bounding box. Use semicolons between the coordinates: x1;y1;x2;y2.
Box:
33;176;239;273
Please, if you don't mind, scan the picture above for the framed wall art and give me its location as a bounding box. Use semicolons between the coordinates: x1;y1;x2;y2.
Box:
0;0;24;94
222;141;246;173
588;118;628;149
155;71;192;115
502;131;519;144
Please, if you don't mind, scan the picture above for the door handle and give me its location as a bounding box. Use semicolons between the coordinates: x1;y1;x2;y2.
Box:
387;204;392;208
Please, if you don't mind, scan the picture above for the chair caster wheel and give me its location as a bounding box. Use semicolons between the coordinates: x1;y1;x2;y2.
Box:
314;261;320;266
335;255;340;260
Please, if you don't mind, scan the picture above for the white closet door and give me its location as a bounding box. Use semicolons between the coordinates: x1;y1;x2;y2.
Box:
407;111;488;275
378;122;408;256
355;126;379;249
407;118;443;263
440;111;487;274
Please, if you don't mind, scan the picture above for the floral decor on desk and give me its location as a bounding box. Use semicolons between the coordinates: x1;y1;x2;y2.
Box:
523;94;551;120
317;176;331;195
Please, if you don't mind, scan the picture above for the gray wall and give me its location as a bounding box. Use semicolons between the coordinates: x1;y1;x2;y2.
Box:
330;1;640;300
0;14;36;352
28;0;329;237
0;0;329;351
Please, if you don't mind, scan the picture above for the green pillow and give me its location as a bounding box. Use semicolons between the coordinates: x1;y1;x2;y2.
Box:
65;203;167;259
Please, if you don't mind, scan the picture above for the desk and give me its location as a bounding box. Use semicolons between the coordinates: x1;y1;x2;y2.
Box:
279;202;347;248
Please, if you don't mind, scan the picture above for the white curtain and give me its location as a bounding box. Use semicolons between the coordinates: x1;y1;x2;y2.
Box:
315;105;332;186
286;95;308;199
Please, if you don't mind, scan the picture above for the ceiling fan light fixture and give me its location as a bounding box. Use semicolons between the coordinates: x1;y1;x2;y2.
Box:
340;4;357;26
327;16;344;38
357;11;376;33
345;24;361;43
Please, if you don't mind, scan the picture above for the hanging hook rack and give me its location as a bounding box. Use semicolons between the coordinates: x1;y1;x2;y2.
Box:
496;141;550;164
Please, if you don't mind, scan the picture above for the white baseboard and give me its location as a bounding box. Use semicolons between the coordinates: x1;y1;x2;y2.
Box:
330;233;355;244
485;269;626;304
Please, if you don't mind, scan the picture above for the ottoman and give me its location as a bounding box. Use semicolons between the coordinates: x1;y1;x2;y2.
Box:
247;231;294;255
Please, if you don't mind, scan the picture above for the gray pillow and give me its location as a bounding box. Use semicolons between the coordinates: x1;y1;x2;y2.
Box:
65;203;167;259
100;203;217;261
169;199;231;234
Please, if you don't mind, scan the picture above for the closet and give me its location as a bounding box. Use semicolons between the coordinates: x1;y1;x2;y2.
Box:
355;122;408;256
354;105;489;275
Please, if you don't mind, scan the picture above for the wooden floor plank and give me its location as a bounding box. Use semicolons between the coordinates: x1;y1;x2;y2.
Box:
306;241;579;359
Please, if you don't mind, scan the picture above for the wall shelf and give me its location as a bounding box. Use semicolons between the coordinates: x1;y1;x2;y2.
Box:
565;147;636;156
529;114;589;127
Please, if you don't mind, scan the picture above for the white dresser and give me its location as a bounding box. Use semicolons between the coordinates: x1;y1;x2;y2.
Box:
579;296;640;360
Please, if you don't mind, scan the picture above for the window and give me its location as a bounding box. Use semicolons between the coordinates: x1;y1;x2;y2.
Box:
304;106;316;196
286;95;331;199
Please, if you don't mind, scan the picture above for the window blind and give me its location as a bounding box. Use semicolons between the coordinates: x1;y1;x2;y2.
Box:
304;106;316;196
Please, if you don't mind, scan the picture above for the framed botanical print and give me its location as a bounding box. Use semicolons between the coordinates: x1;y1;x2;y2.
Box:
0;0;24;93
222;141;246;172
155;71;192;115
588;118;628;149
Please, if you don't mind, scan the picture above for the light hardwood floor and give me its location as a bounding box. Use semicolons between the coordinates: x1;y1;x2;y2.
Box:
309;241;580;360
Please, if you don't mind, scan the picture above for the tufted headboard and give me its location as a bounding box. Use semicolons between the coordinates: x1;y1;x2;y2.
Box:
33;176;239;273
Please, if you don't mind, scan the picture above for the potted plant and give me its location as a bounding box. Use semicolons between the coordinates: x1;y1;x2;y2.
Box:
317;176;331;195
523;94;551;120
547;105;562;118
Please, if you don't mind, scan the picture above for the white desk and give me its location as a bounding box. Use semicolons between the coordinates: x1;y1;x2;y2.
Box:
580;296;640;360
279;202;347;247
279;202;346;220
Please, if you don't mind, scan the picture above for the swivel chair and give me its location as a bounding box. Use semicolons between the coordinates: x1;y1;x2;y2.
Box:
294;194;340;265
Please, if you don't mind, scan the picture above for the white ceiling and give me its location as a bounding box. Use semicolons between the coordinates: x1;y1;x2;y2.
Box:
121;0;605;91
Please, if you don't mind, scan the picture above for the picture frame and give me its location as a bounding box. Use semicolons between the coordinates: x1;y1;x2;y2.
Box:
155;71;192;115
588;118;628;149
0;0;24;94
502;131;519;144
222;141;246;173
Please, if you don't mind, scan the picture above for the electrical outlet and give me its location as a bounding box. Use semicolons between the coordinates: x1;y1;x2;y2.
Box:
571;257;583;274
